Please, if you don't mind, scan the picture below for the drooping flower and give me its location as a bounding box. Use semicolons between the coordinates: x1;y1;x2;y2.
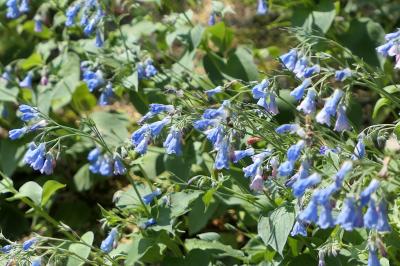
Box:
243;152;271;178
83;8;104;35
334;161;353;186
31;257;41;266
205;125;224;149
287;140;305;162
193;119;218;131
353;204;364;228
34;17;43;32
24;143;46;171
100;228;118;253
149;104;175;114
297;88;317;114
285;160;310;187
299;197;319;223
335;68;352;81
208;12;216;25
256;0;268;15
19;0;30;13
317;203;334;229
303;65;320;78
364;199;379;229
215;139;230;170
19;72;33;88
65;3;81;26
292;173;321;198
22;238;37;251
293;56;308;79
250;174;264;191
18;104;39;121
280;49;297;71
113;156;126;175
83;69;104;92
316;108;332;126
290;221;307;236
275;124;300;134
163;128;182;155
377;201;391;232
385;30;400;41
40;153;55;175
334;105;351;132
367;247;380;266
141;218;157;229
99;156;113;176
352;136;366;160
9;127;27;140
360;179;380;206
205;86;222;98
313;183;338;205
98;83;114;106
290;78;311;101
233;148;254;163
324;89;344;116
144;59;158;78
142;188;162;205
149;117;170;137
335;197;356;231
0;244;12;253
6;0;20;19
376;41;394;56
95;30;103;47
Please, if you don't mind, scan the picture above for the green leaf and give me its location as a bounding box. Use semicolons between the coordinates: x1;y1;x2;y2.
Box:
90;111;130;147
372;98;392;123
67;231;94;266
71;84;97;112
205;22;234;51
41;180;66;207
0;83;19;103
258;205;295;255
18;181;43;205
73;164;93;192
185;238;244;259
19;53;43;70
189;25;204;50
225;46;259;82
170;190;202;218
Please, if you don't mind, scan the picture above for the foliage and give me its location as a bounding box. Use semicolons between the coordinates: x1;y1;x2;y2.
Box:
1;0;400;265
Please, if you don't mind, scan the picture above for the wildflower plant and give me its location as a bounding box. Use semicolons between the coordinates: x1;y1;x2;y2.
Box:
1;0;400;265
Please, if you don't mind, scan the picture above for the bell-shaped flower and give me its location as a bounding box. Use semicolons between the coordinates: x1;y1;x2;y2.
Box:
290;78;311;101
297;88;317;114
334;105;351;132
233;148;254;163
279;49;297;71
364;199;379;229
317;203;334;229
290;220;307;236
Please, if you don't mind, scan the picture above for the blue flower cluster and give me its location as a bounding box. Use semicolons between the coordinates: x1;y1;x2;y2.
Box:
9;105;47;140
100;228;118;253
65;0;105;47
131;103;182;155
81;63;115;105
87;148;126;176
252;79;279;115
137;59;158;80
6;0;29;19
376;29;400;69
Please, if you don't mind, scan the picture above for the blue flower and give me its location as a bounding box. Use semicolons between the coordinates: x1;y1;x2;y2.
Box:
19;104;39;121
335;68;352;81
286;160;310;187
275;124;299;134
292;173;321;198
131;124;150;146
142;188;162;205
142;218;157;229
290;221;307;236
9;127;27;140
99;156;113;176
19;72;33;88
377;201;391;232
293;56;308;78
29;119;47;131
256;0;268;15
280;49;297;71
334;105;351;132
233;148;254;163
335;197;356;231
145;59;157;78
353;204;364;228
98;83;114;106
95;30;104;47
149;118;170;137
352;136;366;160
297;88;316;114
24;143;46;171
83;9;104;35
334;161;353;186
23;238;37;251
364;199;379;229
250;174;264;191
278;160;295;177
100;228;118;253
31;257;41;266
299;197;319;223
0;244;12;253
376;41;394;56
303;65;320;78
83;69;104;92
208;12;216;25
135;135;150;155
89;156;102;174
385;30;400;41
150;104;175;114
243;158;263;178
113;157;126;175
205;125;224;148
367;247;380;266
34;18;43;33
287;140;305;162
205;86;222;97
88;148;101;162
252;79;269;99
6;0;20;19
19;0;29;13
316;107;331;126
214;139;230;170
163;128;182;155
193;119;218;131
324;89;344;116
317;203;334;229
313;183;338;205
360;179;380;206
290;78;311;101
40;153;55;175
